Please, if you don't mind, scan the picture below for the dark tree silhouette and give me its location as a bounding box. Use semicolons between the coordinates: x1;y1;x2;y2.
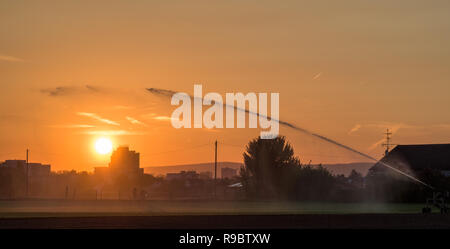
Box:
240;136;338;201
348;169;364;188
241;136;301;199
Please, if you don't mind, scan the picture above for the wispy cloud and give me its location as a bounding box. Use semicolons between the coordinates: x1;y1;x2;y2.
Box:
126;116;146;126
114;105;134;110
77;112;120;126
363;122;417;150
0;54;25;63
313;72;322;80
368;138;387;151
348;124;362;134
49;124;95;128
41;85;100;97
355;122;450;151
433;124;450;129
349;122;417;135
141;113;156;120
81;130;146;136
153;116;175;121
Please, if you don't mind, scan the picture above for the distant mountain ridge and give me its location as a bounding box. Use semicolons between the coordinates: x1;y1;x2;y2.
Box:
144;162;374;177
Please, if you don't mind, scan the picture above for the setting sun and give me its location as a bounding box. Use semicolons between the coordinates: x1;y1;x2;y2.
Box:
95;138;113;155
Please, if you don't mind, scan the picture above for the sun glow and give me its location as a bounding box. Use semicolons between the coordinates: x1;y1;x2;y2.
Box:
95;137;113;155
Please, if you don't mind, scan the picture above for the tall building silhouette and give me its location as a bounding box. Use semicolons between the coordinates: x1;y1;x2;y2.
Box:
94;146;144;180
109;146;143;177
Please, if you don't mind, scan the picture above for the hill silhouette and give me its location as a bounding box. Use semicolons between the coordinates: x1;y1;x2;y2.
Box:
144;162;373;177
144;162;243;178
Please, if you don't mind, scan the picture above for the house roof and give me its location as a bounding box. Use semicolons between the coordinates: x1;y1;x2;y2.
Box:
370;144;450;173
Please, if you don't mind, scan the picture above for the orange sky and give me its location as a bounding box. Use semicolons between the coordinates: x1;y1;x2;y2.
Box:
1;1;450;171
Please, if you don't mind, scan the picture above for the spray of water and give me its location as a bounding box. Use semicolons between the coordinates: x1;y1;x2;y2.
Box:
146;87;433;189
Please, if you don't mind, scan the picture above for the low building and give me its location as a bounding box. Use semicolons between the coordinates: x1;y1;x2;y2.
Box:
166;171;199;181
369;144;450;177
28;163;51;178
221;167;237;179
199;171;212;180
1;160;26;169
0;159;51;198
0;160;50;176
366;143;450;202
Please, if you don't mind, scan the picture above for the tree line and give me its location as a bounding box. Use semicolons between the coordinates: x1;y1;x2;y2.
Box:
239;136;449;202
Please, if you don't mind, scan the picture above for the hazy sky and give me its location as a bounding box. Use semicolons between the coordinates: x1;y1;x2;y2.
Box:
1;0;450;171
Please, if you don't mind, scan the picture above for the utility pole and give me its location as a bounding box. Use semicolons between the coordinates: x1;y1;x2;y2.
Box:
26;149;29;198
214;140;217;199
382;129;392;156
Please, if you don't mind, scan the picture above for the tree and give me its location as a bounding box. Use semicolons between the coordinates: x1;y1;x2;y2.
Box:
240;136;338;201
240;136;301;199
292;165;335;201
348;169;364;188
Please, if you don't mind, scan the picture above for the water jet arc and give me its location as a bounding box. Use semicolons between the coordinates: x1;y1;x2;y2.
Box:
146;87;433;189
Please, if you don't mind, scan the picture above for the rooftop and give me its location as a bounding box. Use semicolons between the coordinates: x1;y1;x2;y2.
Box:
371;143;450;172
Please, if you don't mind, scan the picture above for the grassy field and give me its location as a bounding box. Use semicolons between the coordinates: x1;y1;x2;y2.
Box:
0;199;431;218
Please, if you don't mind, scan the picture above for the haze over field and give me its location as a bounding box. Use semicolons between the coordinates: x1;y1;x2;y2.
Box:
1;1;450;172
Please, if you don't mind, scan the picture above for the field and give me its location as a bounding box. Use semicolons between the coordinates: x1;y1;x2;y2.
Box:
0;199;429;218
1;200;449;229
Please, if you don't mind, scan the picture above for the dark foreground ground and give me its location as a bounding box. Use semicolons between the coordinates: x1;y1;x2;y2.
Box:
1;214;450;229
1;200;448;229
